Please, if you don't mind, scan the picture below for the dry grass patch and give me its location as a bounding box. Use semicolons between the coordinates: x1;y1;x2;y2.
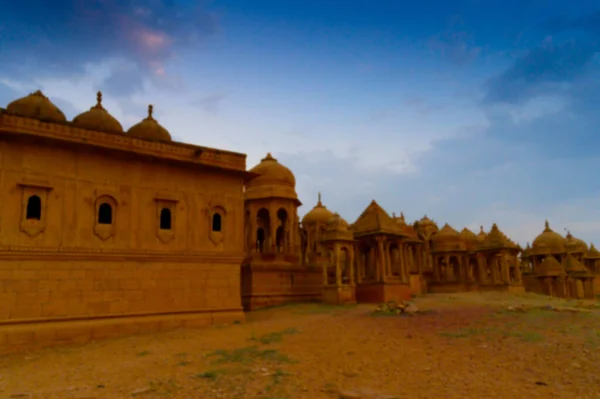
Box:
249;328;300;345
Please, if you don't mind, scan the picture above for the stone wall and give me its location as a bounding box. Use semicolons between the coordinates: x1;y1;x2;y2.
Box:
0;257;244;353
241;264;321;310
0;135;247;353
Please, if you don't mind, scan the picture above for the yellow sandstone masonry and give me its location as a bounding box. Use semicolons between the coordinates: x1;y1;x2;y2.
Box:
0;89;599;354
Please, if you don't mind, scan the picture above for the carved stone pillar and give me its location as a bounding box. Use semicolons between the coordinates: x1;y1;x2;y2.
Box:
377;238;385;282
335;244;342;286
249;217;256;255
385;241;392;277
433;254;440;282
349;245;356;285
322;251;328;285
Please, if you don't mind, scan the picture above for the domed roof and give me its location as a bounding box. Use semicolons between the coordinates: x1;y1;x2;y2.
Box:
72;92;123;134
245;153;298;201
393;212;420;241
127;105;172;142
477;225;487;240
537;255;564;276
302;193;335;225
482;224;519;251
414;215;439;239
326;212;350;231
431;223;466;252
416;215;438;229
432;223;460;240
5;90;67;123
585;243;600;259
564;231;588;254
564;253;588;275
522;242;532;258
460;227;482;251
531;220;566;255
321;212;354;242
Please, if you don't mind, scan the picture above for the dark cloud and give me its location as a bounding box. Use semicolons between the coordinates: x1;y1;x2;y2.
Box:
0;0;217;95
483;9;600;105
483;39;598;104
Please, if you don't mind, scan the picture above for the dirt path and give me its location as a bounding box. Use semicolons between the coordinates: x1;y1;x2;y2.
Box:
1;293;599;399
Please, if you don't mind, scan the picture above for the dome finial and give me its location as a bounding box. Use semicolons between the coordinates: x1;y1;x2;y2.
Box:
96;91;102;106
260;152;277;162
148;104;154;119
317;191;322;205
480;225;484;233
392;212;396;218
544;220;550;230
400;212;404;218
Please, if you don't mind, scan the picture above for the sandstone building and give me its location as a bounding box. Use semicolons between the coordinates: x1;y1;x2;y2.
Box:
0;90;597;353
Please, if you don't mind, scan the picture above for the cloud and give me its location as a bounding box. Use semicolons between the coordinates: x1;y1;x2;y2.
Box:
193;93;227;115
279;146;600;247
427;31;482;66
378;9;600;246
483;39;599;104
0;82;18;109
0;0;217;95
483;8;600;105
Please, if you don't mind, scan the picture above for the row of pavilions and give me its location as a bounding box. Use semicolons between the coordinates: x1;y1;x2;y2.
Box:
295;193;599;301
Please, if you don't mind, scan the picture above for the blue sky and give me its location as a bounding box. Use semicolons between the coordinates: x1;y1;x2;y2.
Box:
1;0;599;246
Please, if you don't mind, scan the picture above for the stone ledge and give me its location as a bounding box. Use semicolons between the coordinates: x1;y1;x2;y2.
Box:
0;308;245;355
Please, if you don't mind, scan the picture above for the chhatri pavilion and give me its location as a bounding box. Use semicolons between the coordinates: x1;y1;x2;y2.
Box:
0;89;598;352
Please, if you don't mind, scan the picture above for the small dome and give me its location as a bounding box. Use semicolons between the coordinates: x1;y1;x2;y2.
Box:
432;223;460;242
414;215;439;239
5;90;67;123
532;220;566;255
245;153;297;201
477;225;487;240
522;242;532;258
302;193;334;225
417;215;438;229
564;253;588;274
393;212;420;241
537;255;564;276
565;231;588;254
72;92;123;133
483;224;518;250
326;212;350;232
431;223;466;252
127;105;172;141
585;243;600;259
460;227;482;251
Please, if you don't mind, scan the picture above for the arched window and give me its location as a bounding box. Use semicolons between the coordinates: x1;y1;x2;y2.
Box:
97;203;113;225
26;195;42;220
256;228;265;253
160;208;172;230
212;213;222;232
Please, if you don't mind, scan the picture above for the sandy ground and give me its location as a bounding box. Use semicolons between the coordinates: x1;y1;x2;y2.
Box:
1;292;600;399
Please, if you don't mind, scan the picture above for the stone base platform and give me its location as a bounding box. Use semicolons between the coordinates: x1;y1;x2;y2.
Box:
355;282;412;303
0;308;244;355
321;284;356;305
